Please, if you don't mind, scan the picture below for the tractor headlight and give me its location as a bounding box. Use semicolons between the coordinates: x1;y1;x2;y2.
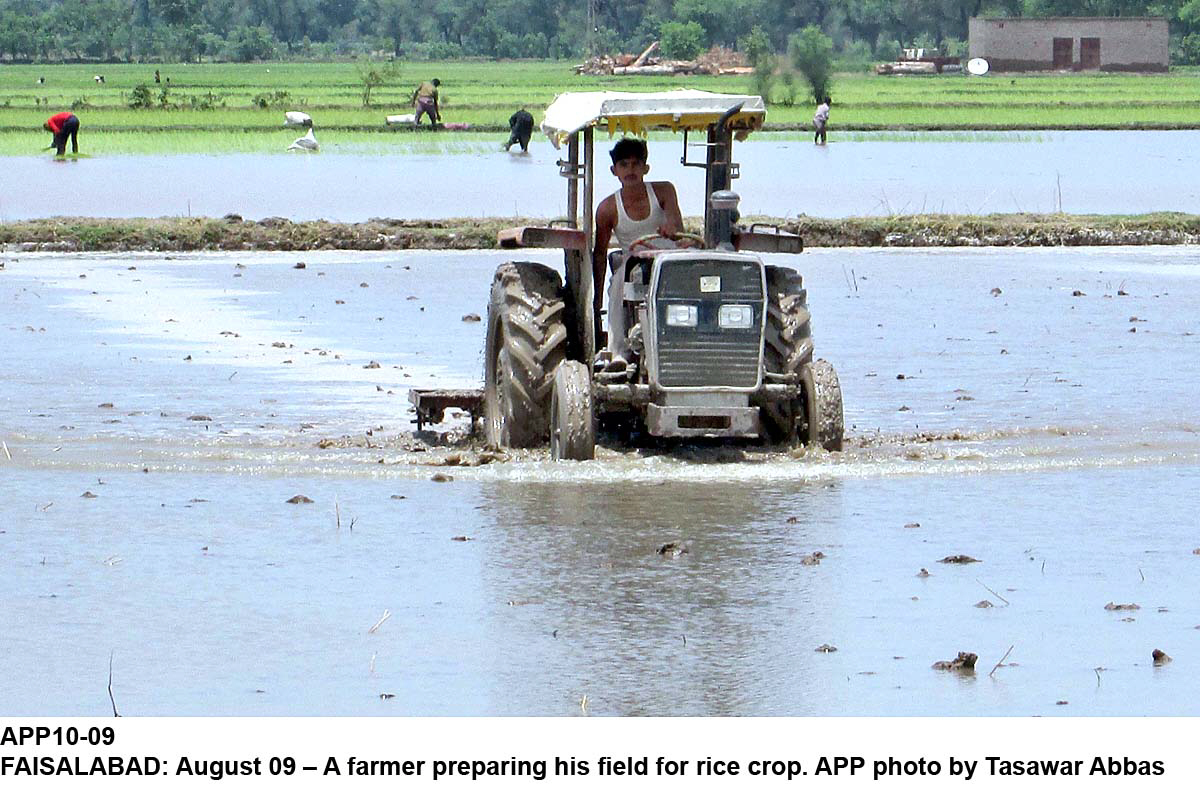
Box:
718;304;754;329
665;304;698;327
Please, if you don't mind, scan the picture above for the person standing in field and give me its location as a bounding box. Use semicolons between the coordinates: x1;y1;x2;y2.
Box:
43;111;80;156
504;108;534;152
411;78;441;127
813;96;831;145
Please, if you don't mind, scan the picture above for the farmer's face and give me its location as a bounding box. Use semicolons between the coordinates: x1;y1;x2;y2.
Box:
611;157;649;186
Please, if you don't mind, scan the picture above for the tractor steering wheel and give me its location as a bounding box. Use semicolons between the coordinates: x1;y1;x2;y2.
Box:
627;231;705;255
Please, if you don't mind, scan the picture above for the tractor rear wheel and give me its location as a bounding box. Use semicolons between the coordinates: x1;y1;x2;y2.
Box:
484;262;569;448
762;265;812;442
549;360;595;461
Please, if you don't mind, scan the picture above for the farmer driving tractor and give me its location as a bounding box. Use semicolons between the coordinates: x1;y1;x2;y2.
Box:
591;137;685;373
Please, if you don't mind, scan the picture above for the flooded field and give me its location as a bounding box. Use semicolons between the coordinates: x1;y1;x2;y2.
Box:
2;247;1198;715
2;130;1198;222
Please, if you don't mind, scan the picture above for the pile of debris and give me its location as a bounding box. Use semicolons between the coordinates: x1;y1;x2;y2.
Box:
876;47;962;75
574;43;750;76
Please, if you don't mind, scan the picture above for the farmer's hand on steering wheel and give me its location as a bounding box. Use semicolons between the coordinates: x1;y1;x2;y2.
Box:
627;231;705;255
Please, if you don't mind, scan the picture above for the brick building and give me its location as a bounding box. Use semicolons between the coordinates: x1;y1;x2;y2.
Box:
968;17;1169;72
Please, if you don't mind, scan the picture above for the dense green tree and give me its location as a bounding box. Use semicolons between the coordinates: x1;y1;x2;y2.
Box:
789;24;834;102
0;0;1193;64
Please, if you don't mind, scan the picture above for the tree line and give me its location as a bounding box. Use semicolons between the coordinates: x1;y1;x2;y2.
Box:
2;0;1199;65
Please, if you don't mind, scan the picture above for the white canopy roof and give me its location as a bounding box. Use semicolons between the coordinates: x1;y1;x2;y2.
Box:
540;90;767;148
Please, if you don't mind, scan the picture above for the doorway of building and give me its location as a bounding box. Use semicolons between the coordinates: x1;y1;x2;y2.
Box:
1053;37;1073;68
1080;38;1101;69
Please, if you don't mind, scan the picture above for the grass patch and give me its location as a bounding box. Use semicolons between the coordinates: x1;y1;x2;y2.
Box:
4;213;1198;252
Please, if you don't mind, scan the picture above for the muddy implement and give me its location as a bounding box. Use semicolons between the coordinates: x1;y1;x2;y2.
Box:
409;388;483;431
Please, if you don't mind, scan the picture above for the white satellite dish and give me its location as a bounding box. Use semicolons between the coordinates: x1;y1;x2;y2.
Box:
966;58;989;76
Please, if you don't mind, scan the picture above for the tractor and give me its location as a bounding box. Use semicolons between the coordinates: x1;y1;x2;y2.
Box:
411;90;843;460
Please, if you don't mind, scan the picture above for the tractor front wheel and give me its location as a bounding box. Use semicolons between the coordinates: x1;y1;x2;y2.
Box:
801;358;844;452
549;360;595;461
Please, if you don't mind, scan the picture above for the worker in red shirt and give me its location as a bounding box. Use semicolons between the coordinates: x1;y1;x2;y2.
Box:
43;112;80;156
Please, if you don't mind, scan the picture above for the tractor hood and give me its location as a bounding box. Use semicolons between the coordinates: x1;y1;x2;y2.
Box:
540;90;767;148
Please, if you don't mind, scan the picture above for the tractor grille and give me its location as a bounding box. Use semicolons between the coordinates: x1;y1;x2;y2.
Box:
654;257;764;389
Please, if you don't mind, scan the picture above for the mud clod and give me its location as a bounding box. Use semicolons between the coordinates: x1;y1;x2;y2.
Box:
187;415;211;421
657;542;688;557
286;495;314;504
1104;602;1141;611
80;491;97;498
974;600;994;608
932;652;977;672
431;473;454;482
939;554;980;564
1152;649;1171;665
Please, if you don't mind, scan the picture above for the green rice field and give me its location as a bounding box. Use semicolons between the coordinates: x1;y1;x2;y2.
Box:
3;60;1200;155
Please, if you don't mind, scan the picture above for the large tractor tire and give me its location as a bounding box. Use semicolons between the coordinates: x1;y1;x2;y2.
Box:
549;360;595;461
762;265;813;441
762;265;844;451
484;262;569;448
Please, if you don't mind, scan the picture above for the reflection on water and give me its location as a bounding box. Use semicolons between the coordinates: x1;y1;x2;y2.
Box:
2;130;1198;221
1;247;1198;715
474;481;844;716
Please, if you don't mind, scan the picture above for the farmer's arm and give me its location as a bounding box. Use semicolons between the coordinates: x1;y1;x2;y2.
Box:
654;182;684;237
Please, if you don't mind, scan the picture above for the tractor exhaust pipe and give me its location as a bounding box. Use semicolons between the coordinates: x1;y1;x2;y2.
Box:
705;103;745;250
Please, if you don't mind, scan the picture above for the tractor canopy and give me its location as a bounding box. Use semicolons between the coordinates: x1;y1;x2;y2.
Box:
540;90;767;148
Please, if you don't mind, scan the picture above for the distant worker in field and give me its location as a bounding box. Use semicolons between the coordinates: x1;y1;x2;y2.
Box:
411;78;441;127
813;96;831;145
43;111;80;156
503;108;535;153
592;137;685;371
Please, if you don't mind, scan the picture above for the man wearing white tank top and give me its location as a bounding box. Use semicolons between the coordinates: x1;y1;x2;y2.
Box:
592;137;685;371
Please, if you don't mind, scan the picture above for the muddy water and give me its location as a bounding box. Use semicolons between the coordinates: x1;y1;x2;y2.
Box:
2;247;1198;715
2;130;1197;222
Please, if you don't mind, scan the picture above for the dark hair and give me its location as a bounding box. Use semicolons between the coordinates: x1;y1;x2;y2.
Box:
432;78;441;86
610;137;648;164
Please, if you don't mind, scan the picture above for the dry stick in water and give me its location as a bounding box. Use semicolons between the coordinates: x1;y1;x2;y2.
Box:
975;578;1010;606
367;610;391;634
107;652;121;717
989;645;1015;678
